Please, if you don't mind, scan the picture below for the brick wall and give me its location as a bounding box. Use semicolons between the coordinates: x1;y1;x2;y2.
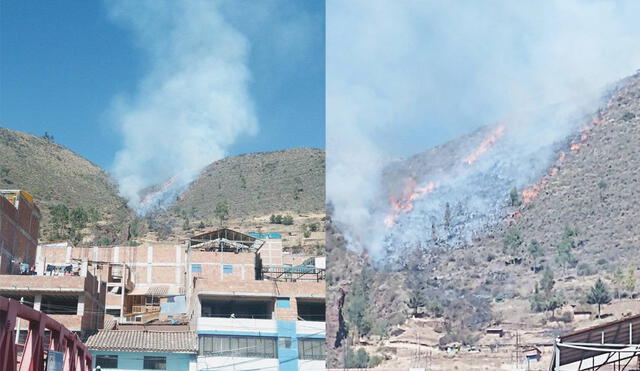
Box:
0;193;40;274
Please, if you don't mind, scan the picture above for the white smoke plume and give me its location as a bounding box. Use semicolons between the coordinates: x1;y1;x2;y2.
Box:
107;0;257;213
327;0;640;257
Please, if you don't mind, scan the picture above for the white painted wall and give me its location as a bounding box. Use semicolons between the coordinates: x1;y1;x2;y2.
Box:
296;321;325;337
197;317;278;334
196;356;279;371
298;359;326;370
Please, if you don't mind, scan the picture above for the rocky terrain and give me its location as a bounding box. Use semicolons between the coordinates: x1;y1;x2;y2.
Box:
327;73;640;369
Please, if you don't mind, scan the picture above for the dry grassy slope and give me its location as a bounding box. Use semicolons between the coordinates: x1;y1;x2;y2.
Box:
0;128;132;240
511;77;640;265
169;148;325;220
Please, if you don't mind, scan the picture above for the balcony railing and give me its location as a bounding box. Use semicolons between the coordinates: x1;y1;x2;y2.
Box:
260;265;325;282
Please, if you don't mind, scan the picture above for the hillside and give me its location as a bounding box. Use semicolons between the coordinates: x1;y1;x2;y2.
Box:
328;73;640;369
0;128;133;244
161;148;325;222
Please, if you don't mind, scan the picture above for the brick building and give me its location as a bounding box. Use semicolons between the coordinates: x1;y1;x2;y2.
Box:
36;229;325;371
0;190;40;275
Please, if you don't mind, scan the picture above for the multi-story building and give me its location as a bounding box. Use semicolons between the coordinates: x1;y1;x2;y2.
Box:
0;189;106;339
0;190;40;275
35;228;325;370
189;229;326;371
0;253;106;338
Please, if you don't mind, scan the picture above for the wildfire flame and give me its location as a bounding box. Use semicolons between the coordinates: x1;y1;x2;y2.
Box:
139;176;177;208
385;178;438;227
522;180;546;204
463;125;505;165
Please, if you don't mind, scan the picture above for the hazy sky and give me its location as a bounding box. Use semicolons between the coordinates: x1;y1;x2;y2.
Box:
0;1;324;172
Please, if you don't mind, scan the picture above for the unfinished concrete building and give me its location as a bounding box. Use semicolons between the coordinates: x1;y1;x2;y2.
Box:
0;190;40;275
0;260;106;338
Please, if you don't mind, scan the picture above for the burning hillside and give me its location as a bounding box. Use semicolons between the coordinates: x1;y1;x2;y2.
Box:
378;76;638;258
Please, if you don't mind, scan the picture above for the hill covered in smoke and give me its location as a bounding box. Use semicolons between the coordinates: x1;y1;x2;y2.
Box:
327;72;640;367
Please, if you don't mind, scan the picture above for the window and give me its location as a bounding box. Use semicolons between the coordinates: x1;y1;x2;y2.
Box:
95;355;118;368
199;335;277;358
143;356;166;370
276;298;290;308
41;295;78;315
191;264;202;273
278;337;292;349
298;338;325;360
105;309;121;317
223;264;233;274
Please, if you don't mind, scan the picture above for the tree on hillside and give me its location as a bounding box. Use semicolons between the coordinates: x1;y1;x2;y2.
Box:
624;265;636;295
503;227;523;255
540;267;555;294
509;186;521;207
42;132;55;142
586;278;612;318
406;274;427;317
282;215;294;225
556;228;578;274
345;268;372;339
69;207;88;231
49;205;69;238
613;268;625;300
530;267;564;317
214;201;229;227
444;202;452;234
345;347;370;368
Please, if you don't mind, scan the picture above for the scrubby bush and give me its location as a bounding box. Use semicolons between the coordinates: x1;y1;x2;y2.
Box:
577;263;596;277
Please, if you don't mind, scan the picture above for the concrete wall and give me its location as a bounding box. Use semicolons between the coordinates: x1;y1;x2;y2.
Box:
91;350;195;371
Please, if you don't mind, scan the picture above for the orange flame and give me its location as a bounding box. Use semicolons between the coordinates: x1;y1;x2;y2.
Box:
385;178;438;227
522;179;547;205
463;125;505;165
140;176;177;207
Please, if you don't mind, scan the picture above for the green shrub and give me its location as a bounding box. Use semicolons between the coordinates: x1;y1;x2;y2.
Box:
282;215;294;225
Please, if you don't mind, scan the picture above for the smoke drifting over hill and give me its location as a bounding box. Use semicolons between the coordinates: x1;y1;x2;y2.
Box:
327;0;640;257
107;0;258;213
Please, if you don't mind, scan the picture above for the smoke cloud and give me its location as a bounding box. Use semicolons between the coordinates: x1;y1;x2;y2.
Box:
107;0;257;213
327;0;640;257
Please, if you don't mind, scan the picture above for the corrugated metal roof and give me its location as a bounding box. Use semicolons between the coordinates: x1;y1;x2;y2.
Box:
85;330;197;353
550;313;640;369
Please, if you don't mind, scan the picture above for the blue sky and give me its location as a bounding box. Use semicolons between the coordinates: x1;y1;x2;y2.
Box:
0;1;324;171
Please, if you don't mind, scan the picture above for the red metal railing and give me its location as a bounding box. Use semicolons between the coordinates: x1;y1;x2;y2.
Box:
0;296;92;371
